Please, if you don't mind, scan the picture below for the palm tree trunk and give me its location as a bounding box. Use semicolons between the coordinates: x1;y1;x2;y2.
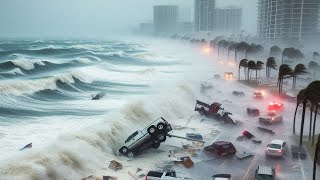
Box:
312;104;318;145
256;70;258;86
300;99;307;146
309;109;313;140
313;135;319;180
292;76;295;90
293;103;299;134
235;50;237;62
228;48;230;61
238;67;241;81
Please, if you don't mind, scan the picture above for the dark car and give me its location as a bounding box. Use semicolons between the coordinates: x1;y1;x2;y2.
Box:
232;91;245;96
204;141;236;156
186;133;203;140
212;174;231;180
247;107;260;116
254;165;275;180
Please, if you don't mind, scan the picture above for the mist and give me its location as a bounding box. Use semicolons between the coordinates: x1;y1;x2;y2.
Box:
0;0;257;38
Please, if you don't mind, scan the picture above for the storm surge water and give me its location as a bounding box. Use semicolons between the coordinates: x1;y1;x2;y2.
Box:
0;39;211;179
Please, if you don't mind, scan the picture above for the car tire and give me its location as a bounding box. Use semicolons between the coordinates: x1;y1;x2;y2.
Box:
199;107;206;115
152;141;160;149
157;133;166;142
119;146;128;155
157;123;166;131
127;151;134;158
147;125;157;135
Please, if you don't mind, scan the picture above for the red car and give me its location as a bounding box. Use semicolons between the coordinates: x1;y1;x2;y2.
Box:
204;141;236;156
267;101;284;112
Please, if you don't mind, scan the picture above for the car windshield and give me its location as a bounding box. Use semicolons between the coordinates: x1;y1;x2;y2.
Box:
256;174;274;180
268;144;281;149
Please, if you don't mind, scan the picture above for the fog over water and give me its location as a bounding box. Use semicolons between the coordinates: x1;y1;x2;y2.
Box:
0;0;257;38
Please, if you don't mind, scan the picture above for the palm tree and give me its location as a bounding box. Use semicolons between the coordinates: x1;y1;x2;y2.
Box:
266;57;277;79
218;40;228;59
235;42;249;61
256;61;264;85
239;59;248;81
228;43;237;61
292;64;307;90
307;81;320;144
298;81;320;146
313;135;320;180
247;60;256;83
269;45;282;57
278;64;293;94
293;89;306;134
282;47;304;64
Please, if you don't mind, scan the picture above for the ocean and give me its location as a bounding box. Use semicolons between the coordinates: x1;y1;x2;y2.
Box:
0;38;212;179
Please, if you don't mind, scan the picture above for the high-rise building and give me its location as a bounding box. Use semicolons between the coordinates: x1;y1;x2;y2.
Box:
194;0;216;32
139;23;154;35
214;8;242;33
153;5;178;34
258;0;320;41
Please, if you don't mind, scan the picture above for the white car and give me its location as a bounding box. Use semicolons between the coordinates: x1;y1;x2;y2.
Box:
259;115;283;124
119;117;172;158
265;139;287;157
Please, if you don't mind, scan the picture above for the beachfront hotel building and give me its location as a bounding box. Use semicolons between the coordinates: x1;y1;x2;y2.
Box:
194;0;216;32
214;8;242;33
257;0;320;41
153;5;179;34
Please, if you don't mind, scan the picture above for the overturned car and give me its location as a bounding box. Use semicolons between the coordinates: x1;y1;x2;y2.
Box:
194;100;239;124
119;117;172;158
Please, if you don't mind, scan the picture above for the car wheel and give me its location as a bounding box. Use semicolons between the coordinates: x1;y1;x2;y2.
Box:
158;133;166;142
119;146;128;155
157;123;165;131
147;125;157;135
127;151;134;158
152;141;160;149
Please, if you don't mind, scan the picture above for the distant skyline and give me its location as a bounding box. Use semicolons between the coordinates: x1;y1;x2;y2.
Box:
0;0;257;38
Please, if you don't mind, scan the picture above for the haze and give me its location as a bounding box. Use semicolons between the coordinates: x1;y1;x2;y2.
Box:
0;0;257;38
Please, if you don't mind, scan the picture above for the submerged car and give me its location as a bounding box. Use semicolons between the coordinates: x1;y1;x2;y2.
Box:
253;91;264;99
232;91;245;96
247;107;260;116
212;174;231;180
254;166;276;180
265;139;287;157
225;72;234;80
267;101;284;112
214;74;221;79
186;133;203;140
204;141;236;156
259;115;283;124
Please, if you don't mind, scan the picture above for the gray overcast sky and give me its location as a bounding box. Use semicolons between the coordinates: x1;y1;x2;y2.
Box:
0;0;257;38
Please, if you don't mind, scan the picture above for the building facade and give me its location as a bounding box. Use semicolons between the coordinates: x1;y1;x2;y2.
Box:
139;23;153;35
214;8;242;33
258;0;320;41
153;5;178;34
194;0;216;32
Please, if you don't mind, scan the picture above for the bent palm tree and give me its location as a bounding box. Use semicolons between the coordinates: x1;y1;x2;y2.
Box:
247;60;256;83
278;64;293;94
266;57;277;79
256;61;264;85
292;64;307;90
239;59;248;81
293;89;306;134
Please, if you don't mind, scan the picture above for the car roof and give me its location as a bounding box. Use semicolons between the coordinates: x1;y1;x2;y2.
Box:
213;141;231;146
257;166;273;175
270;139;284;144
